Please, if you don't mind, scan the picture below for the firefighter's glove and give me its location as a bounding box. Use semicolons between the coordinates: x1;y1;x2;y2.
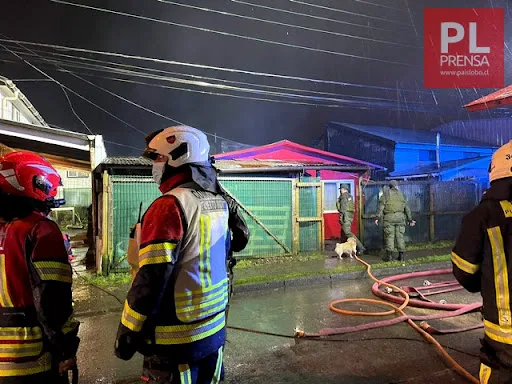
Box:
115;331;141;361
58;356;77;375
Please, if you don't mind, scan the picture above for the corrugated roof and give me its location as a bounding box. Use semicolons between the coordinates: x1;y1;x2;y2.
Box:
329;122;493;147
214;139;384;169
101;156;152;166
389;156;491;178
98;157;371;172
434;119;511;147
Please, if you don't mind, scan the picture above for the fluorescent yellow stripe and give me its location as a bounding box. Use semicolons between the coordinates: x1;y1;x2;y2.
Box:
0;327;42;341
500;200;512;218
0;255;13;308
139;255;173;267
0;342;43;358
32;261;70;270
479;363;492;384
0;352;51;376
139;242;176;256
199;216;206;288
211;347;223;384
33;261;72;283
175;282;228;306
175;278;229;298
176;292;228;314
121;301;147;332
155;312;225;345
450;252;480;274
205;215;212;286
488;227;512;326
484;320;512;344
179;364;191;384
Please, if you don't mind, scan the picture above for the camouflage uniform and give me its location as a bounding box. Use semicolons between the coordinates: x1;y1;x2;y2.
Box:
376;182;413;261
337;185;365;253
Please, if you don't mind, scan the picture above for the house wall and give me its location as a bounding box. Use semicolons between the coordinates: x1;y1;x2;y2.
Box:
0;87;39;126
394;143;495;172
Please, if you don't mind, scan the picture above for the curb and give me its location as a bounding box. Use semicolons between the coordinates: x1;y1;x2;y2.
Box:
73;261;452;317
232;261;452;294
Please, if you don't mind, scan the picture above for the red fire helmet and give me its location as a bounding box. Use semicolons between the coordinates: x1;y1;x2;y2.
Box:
0;151;62;202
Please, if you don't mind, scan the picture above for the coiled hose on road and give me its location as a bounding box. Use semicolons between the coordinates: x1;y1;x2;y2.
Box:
296;256;481;384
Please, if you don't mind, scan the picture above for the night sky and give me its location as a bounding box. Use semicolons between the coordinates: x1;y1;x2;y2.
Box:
1;0;511;155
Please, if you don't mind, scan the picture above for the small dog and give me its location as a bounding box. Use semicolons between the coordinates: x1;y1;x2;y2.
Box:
335;238;357;259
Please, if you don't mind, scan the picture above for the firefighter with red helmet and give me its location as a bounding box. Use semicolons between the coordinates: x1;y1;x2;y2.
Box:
452;141;512;383
115;126;249;384
0;151;79;383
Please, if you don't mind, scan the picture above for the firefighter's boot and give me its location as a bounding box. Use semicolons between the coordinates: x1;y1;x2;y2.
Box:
382;251;393;262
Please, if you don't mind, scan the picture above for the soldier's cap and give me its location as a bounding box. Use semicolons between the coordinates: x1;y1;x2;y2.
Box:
340;184;350;190
389;180;398;187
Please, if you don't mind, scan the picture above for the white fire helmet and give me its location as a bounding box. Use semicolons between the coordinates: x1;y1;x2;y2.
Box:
489;141;512;183
142;125;210;168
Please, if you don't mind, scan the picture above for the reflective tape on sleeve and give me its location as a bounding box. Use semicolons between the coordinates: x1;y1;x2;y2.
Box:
121;301;147;332
450;252;480;275
139;242;176;267
32;261;72;283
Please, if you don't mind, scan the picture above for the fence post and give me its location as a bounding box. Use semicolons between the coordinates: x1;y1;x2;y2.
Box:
292;179;299;254
429;182;435;242
100;170;110;273
318;181;325;252
358;176;365;243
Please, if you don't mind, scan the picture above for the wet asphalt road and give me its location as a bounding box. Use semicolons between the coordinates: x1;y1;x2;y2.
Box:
75;274;483;384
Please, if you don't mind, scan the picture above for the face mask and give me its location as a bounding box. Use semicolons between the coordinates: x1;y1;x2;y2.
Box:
152;162;166;185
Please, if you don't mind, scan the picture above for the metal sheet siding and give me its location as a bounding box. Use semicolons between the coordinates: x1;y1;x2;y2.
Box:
436;119;512;147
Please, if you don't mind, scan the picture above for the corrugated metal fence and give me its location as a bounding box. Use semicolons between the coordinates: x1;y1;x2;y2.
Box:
361;180;480;250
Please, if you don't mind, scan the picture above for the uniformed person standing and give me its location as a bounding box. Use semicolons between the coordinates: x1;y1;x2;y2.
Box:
115;125;248;384
336;184;365;255
452;141;512;383
375;180;415;262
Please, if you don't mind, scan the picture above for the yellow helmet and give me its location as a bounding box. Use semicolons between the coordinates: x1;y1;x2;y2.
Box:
489;141;512;182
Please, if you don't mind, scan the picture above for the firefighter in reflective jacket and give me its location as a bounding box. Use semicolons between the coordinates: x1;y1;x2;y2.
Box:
115;126;249;384
452;141;512;383
0;151;79;383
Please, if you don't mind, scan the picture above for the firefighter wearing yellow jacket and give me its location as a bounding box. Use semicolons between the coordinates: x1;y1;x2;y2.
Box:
115;126;248;384
452;141;512;384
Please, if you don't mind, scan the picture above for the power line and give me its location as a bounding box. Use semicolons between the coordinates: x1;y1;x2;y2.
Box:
8;48;406;103
1;45;254;145
157;0;420;49
288;0;412;27
49;0;414;67
9;50;430;110
58;84;93;134
350;0;408;12
0;42;146;135
0;39;431;94
67;70;434;113
104;140;144;151
230;0;400;33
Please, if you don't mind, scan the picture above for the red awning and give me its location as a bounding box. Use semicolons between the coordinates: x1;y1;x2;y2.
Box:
464;85;512;112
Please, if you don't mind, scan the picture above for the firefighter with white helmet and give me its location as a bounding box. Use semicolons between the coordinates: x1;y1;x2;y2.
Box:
115;125;249;384
0;151;79;383
452;141;512;383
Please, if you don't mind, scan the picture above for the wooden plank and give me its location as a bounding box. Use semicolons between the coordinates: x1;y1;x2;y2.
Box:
221;185;292;254
293;179;300;254
429;183;435;242
358;176;365;243
297;217;322;222
297;182;322;188
319;181;324;251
